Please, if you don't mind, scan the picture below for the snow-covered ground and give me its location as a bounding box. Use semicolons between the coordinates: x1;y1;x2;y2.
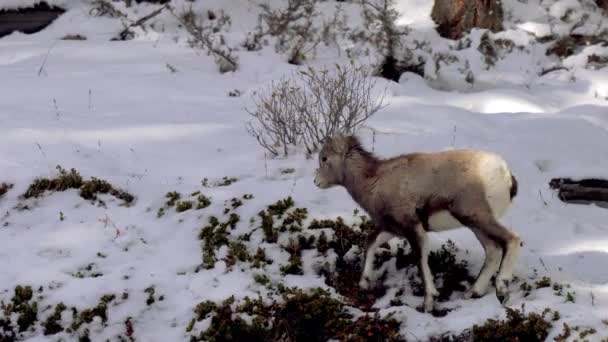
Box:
1;0;608;341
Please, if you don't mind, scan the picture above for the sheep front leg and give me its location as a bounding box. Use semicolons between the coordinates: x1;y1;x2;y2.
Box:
408;225;439;312
359;231;394;290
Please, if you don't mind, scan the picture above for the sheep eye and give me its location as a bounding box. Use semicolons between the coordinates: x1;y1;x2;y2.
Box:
321;157;327;163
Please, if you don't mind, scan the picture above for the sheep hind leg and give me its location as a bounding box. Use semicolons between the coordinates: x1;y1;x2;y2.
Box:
359;231;394;290
465;228;502;299
492;224;521;304
453;209;520;304
406;225;439;313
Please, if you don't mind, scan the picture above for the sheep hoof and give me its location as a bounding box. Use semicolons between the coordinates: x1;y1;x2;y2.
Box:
464;289;484;299
496;291;509;304
358;277;371;290
422;296;435;313
495;278;511;304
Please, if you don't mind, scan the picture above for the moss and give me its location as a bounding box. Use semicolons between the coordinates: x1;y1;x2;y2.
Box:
555;323;571;342
535;276;552;289
267;197;294;217
578;327;597;339
165;191;181;207
72;263;103;278
282;207;308;232
72;294;115;331
23;166;83;198
226;213;240;229
225;241;251;267
218;177;238;187
308;217;366;258
337;314;403;342
176;201;194;213
472;305;552;342
1;285;40;333
144;287;156;306
280;238;303;275
199;215;234;269
194;301;217;321
15;302;37;333
254;274;270;286
553;283;564;296
190;288;403;342
309;216;380;308
196;194;211;209
22;166;134;205
229;197;243;210
0;316;16;341
520;282;533;297
297;234;316;250
202;176;238;188
317;231;329;255
566;291;576;303
12;286;33;306
194;303;265;342
43;303;67;335
427;240;474;301
259;210;277;243
252;248;272;268
280;168;295;174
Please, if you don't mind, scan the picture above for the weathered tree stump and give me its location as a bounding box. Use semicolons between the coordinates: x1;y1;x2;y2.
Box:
550;178;608;206
431;0;504;40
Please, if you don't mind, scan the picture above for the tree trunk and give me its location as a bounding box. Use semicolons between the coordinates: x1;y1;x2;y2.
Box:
431;0;504;40
597;0;608;15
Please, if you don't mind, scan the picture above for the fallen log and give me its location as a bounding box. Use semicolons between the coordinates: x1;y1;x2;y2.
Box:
550;178;608;204
0;2;65;38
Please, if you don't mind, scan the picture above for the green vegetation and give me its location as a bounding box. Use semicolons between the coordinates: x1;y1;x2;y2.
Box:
189;288;403;342
22;166;134;206
472;305;552;342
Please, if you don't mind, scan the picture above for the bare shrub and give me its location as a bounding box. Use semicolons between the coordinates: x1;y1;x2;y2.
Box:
246;65;387;157
258;0;320;65
351;0;418;81
169;5;238;73
89;0;127;18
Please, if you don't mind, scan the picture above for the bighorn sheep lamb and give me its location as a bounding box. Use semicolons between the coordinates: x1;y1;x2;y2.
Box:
313;134;520;312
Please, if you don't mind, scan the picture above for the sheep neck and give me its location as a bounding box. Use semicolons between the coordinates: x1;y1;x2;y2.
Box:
342;150;378;212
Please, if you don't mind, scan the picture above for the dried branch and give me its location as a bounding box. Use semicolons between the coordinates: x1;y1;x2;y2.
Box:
114;4;169;41
168;5;238;73
246;65;387;157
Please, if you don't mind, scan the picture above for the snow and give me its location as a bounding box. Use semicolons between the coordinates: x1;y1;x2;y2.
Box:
1;0;608;341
